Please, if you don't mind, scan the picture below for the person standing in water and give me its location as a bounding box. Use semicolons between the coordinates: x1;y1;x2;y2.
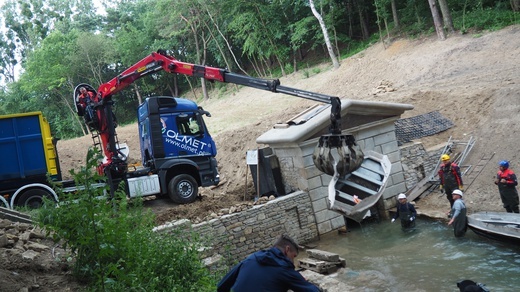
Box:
448;189;467;237
391;193;417;231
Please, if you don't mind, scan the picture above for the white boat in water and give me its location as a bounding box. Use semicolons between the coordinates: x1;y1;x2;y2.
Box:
467;211;520;244
328;150;392;223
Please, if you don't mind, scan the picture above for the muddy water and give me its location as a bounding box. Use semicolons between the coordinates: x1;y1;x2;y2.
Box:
312;218;520;291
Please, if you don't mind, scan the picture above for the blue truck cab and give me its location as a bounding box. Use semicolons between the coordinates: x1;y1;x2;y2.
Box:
135;96;219;203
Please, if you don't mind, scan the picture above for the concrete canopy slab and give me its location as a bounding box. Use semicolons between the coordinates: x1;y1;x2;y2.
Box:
256;99;414;145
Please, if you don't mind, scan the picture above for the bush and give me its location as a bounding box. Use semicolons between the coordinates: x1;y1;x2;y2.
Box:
36;148;219;291
453;8;520;32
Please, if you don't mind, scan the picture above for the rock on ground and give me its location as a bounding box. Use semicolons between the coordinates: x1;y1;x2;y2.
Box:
0;219;85;291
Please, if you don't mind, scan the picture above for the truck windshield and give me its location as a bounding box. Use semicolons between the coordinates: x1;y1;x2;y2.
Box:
176;114;202;136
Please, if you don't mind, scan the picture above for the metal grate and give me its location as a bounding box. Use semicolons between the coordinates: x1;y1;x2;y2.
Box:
395;111;454;145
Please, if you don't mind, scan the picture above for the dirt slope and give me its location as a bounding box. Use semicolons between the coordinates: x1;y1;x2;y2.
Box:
57;25;520;221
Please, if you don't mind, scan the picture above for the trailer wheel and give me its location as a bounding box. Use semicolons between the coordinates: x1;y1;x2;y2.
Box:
17;188;54;209
167;174;199;204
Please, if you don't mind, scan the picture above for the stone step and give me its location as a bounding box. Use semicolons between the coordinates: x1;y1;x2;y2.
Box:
306;249;340;262
298;258;338;274
298;249;346;274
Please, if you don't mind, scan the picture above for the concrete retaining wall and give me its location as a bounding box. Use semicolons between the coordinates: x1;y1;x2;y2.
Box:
155;191;318;262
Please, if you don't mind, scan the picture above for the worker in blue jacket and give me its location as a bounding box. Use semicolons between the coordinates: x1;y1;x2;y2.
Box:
217;234;320;292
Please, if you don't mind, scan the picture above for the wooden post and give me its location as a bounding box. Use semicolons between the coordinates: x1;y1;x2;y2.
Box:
244;165;248;201
256;148;260;201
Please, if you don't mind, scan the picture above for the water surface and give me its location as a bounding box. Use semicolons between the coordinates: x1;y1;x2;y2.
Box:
312;218;520;291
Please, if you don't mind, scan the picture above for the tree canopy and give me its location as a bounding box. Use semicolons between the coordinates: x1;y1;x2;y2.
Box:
0;0;518;139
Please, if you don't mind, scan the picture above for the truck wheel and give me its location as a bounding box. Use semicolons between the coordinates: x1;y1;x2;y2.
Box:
168;174;199;204
17;189;54;209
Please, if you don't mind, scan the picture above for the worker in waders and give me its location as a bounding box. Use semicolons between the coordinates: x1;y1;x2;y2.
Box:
494;160;520;213
438;154;463;209
448;189;467;237
391;193;417;231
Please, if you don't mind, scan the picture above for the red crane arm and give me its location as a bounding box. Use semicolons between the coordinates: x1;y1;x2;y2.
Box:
96;50;338;108
96;50;224;102
81;49;359;184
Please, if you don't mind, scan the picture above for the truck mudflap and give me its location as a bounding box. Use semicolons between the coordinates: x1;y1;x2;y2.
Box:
328;150;391;223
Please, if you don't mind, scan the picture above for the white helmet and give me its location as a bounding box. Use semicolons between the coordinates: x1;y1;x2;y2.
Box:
397;193;407;200
452;189;463;196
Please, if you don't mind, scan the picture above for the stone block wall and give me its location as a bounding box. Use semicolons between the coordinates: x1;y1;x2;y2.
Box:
275;146;307;195
400;142;445;189
294;119;408;234
155;191;318;262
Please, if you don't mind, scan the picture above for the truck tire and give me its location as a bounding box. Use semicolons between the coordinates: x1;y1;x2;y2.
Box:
167;174;199;204
17;188;54;209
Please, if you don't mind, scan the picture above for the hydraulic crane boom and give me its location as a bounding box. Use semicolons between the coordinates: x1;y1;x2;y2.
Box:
75;49;363;188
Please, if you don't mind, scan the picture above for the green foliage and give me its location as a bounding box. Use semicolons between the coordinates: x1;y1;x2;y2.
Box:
453;8;520;32
36;148;218;291
339;33;380;60
374;0;392;21
1;0;519;141
284;63;294;75
290;16;319;51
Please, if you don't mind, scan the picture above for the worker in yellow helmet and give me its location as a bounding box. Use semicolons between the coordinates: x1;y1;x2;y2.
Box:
438;154;463;208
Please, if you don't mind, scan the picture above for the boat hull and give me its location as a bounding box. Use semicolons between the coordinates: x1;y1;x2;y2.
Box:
467;211;520;244
328;151;391;222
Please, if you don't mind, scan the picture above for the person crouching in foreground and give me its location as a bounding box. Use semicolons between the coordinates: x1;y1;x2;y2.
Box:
217;234;321;292
448;189;468;237
391;193;417;231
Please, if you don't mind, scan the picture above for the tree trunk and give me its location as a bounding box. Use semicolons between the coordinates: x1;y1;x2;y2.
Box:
355;0;370;40
345;0;354;38
438;0;455;34
202;3;248;75
415;1;422;25
64;95;87;136
249;56;261;77
391;0;400;29
250;6;286;76
309;0;340;69
427;0;446;40
384;18;390;40
375;1;386;49
512;0;520;11
132;83;142;104
293;50;298;73
333;26;341;59
181;13;209;100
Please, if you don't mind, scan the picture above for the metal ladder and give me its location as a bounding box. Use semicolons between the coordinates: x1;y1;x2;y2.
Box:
463;152;496;192
407;136;476;201
427;136;476;181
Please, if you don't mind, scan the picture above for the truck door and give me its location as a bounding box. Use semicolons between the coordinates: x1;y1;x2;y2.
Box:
161;112;216;158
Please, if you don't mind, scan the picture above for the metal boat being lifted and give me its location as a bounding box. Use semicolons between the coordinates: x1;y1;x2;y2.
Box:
467;211;520;244
327;150;392;223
